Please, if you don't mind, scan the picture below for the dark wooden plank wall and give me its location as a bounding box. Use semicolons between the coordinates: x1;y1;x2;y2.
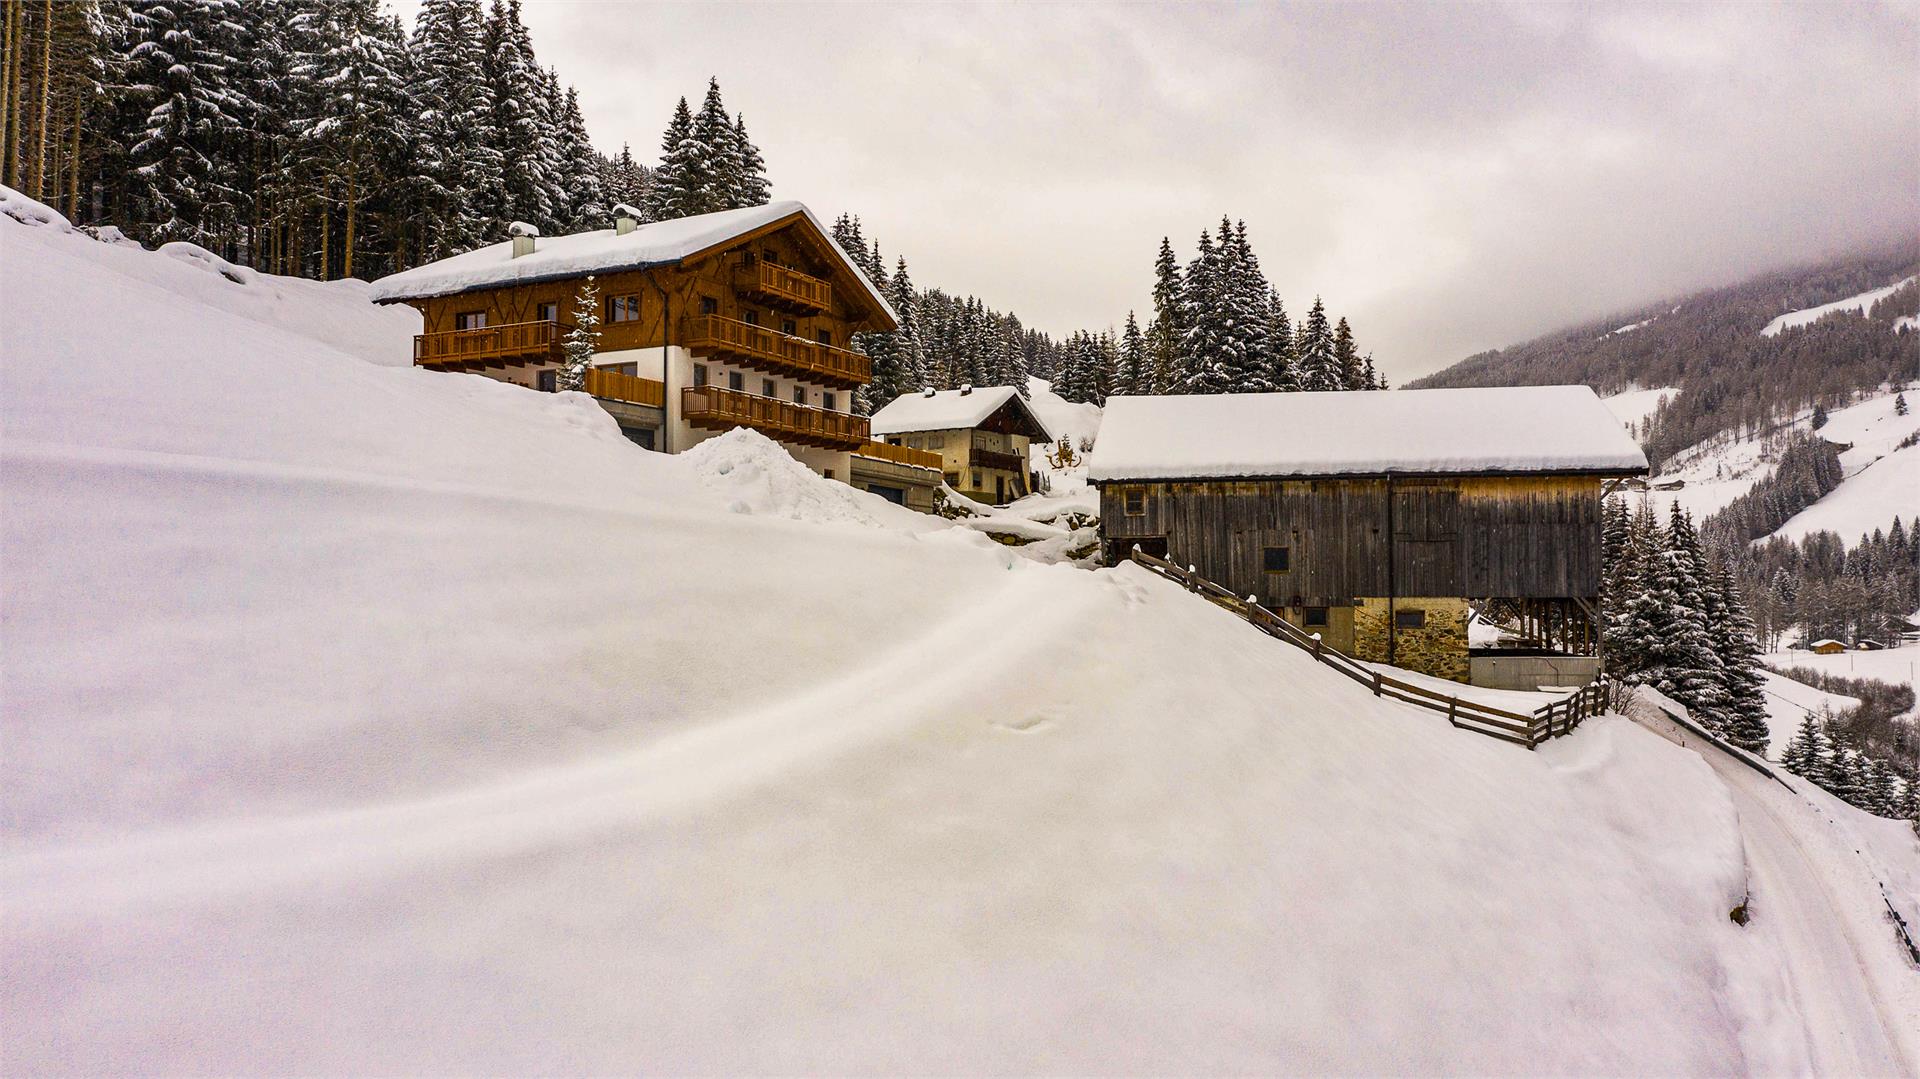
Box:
1101;475;1601;603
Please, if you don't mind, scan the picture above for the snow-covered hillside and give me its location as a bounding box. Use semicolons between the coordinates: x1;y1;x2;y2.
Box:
1603;383;1679;429
1761;275;1917;337
1635;383;1919;529
4;192;1917;1074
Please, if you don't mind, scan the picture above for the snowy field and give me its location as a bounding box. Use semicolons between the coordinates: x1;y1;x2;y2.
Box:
1760;275;1916;337
1766;642;1920;714
4;190;1918;1074
1602;383;1678;429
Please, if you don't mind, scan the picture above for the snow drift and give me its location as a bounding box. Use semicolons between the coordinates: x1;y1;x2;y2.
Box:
2;190;1911;1074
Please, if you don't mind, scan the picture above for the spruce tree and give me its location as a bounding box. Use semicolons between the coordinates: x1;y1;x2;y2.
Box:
1178;227;1237;394
411;0;504;256
646;95;697;220
1334;317;1362;390
1148;236;1184;394
688;77;736;212
558;275;600;390
1296;297;1337;391
1117;311;1146;397
1269;293;1299;391
732;113;769;206
1710;563;1772;753
123;0;245;246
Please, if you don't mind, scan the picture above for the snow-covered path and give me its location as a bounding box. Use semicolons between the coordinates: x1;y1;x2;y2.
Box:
1631;701;1920;1076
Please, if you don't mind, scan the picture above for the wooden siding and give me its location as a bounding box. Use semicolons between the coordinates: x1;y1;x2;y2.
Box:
1100;474;1602;603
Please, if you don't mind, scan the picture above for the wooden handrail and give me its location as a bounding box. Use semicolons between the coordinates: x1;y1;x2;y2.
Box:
1127;548;1606;750
681;384;869;449
970;445;1026;473
855;440;944;470
414;319;564;365
738;260;832;311
681;315;871;386
582;368;664;407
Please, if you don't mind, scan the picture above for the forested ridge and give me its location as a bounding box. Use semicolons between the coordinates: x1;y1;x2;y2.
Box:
1412;246;1920;470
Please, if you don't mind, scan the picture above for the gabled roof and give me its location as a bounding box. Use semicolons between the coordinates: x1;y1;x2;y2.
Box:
368;201;897;328
1088;385;1648;482
870;386;1053;440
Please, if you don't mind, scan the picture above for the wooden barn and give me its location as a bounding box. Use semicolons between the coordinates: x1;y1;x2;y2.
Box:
1088;386;1648;687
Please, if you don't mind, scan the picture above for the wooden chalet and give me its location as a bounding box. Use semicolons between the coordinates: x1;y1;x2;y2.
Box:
1088;386;1649;687
369;202;944;504
869;386;1052;505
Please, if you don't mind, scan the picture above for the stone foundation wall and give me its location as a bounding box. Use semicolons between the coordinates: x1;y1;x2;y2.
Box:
1352;596;1470;683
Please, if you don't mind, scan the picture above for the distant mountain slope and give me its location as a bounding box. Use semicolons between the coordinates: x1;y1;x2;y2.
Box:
1411;245;1920;469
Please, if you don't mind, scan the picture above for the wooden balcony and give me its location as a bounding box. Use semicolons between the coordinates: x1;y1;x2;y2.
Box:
855;440;944;471
415;320;563;369
582;368;664;407
682;385;869;451
681;315;870;390
970;445;1027;473
735;260;831;314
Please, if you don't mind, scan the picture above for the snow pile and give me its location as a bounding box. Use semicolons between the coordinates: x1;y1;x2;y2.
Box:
4;190;1913;1074
1090;385;1647;481
684;427;945;534
368;200;894;321
1026;375;1103;450
1760;276;1918;337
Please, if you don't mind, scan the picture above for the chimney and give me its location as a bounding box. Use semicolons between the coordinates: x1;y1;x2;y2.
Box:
922;386;937;398
508;220;539;258
612;202;643;236
959;384;974;396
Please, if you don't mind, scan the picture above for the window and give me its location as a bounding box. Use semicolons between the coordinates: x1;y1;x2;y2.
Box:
781;318;797;335
606;294;640;322
793;386;806;404
608;363;638;376
743;310;759;326
700;296;719;315
741;251;756;267
816;329;833;345
1263;546;1291;572
971;471;983;489
1123;489;1145;516
537;369;557;392
454;311;486;330
823;391;837;411
763;248;779;264
536;302;558;324
728;371;744;391
762;378;777;398
692;363;708;388
1395;609;1427;630
1303;607;1329;628
824;469;835;481
927;434;946;449
944;472;961;486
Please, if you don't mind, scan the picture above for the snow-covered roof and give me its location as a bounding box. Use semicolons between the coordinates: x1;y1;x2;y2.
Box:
1087;386;1649;482
869;386;1052;439
369;201;896;325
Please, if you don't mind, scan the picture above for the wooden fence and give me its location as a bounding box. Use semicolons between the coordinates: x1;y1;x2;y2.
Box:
1129;548;1607;749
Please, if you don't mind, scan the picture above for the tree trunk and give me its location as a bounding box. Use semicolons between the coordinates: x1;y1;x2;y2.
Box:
1;0;12;189
3;1;19;191
343;161;357;279
320;203;330;281
66;92;81;219
32;0;50;198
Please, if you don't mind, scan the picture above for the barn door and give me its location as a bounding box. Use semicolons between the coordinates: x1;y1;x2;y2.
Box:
1392;484;1460;596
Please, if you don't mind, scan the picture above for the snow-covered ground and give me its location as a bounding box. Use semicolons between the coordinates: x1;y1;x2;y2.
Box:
1757;670;1861;758
1766;642;1920;716
1637;382;1919;526
1602;383;1678;429
5;190;1917;1073
1760;275;1917;337
1770;388;1920;543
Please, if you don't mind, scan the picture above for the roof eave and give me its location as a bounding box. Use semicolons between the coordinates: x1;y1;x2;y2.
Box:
1087;464;1651;485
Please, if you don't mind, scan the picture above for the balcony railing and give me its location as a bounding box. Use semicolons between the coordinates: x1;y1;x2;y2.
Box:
970;445;1026;473
415;320;564;368
735;261;832;314
855;440;944;471
682;385;869;451
582;368;664;407
681;315;870;389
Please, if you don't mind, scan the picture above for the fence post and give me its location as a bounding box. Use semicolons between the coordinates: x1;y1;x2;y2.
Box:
1312;632;1324;662
1447;697;1459;728
1371;671;1382;697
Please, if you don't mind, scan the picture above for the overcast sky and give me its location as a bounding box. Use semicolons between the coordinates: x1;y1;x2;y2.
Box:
400;1;1919;382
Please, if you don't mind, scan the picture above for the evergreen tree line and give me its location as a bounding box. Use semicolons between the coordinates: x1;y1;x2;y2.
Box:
1697;433;1845;549
1779;705;1918;828
1600;497;1771;752
0;0;772;283
830;213;1061;414
1728;517;1920;652
1139;219;1383;402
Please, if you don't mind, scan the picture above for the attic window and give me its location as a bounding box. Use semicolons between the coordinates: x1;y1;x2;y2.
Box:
1263;546;1291;572
1395;609;1427;629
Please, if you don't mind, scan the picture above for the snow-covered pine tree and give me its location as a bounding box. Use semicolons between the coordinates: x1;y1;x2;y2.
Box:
1896;391;1909;417
484;0;557;231
289;0;409;278
1147;236;1184;394
888;256;929;392
556;275;600;390
1117;311;1146;397
1811;402;1829;429
732;113;769;206
1268;292;1300;391
1295;296;1336;391
689;77;737;213
1361;353;1381;389
1709;563;1772;753
123;0;245;247
645;95;697;220
411;0;504;257
1333;317;1362;390
1780;712;1823;776
555;86;605;230
600;143;649;216
1179;227;1238;394
1663;503;1732;731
